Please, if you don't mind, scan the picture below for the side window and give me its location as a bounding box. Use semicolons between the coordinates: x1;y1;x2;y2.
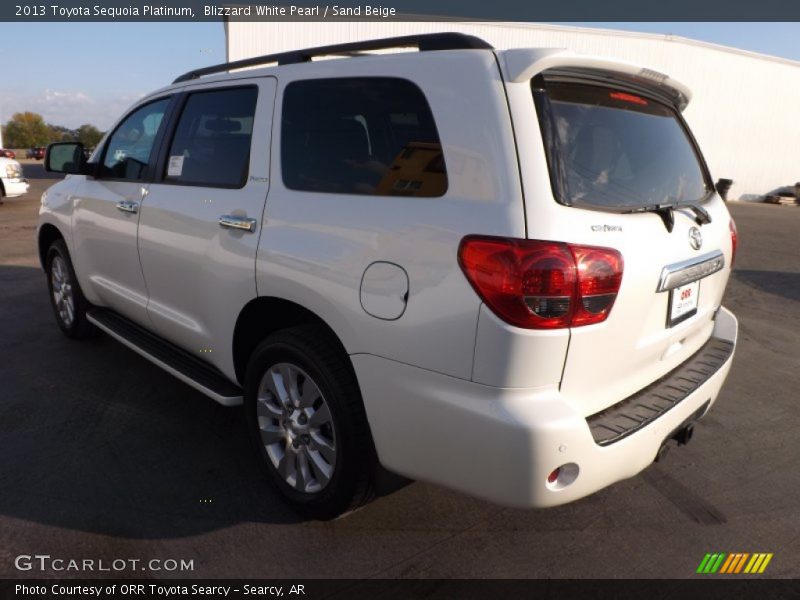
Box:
100;98;170;181
164;87;258;188
281;78;447;197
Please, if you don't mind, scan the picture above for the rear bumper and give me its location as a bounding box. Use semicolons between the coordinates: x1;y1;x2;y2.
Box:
2;177;29;197
354;306;737;508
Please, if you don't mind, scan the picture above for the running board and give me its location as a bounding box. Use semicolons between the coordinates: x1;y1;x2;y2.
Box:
87;308;243;406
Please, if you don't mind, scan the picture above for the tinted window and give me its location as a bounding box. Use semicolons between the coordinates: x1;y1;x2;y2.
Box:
536;82;710;210
282;78;447;197
165;87;258;188
101;98;170;180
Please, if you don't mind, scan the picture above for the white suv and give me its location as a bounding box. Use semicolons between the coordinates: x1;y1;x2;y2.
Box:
38;33;738;518
0;156;29;201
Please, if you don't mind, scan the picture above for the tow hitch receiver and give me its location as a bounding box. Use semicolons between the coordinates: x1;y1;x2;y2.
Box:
656;422;698;462
673;422;695;446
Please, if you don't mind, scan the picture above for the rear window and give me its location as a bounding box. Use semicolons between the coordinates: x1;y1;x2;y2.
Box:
534;81;711;210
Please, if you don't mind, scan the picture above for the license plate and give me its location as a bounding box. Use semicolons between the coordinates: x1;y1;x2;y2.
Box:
667;280;700;327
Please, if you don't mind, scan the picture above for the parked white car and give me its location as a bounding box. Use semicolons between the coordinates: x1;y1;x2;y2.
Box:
37;33;738;518
0;157;29;200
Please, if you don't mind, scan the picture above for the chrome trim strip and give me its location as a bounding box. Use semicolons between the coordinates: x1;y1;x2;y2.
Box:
86;313;243;407
656;250;725;292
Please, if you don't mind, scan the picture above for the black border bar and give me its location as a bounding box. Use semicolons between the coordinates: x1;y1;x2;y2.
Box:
3;579;800;600
5;1;800;21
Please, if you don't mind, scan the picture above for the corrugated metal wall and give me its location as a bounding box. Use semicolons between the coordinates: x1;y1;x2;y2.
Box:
228;21;800;200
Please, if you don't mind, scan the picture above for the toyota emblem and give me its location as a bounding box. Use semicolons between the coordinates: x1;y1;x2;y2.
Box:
689;226;703;250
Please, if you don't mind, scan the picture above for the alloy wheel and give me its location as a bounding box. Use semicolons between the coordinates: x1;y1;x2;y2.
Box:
256;362;337;494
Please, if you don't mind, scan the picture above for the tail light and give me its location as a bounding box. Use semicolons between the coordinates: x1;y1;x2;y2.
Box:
729;218;738;266
458;236;623;330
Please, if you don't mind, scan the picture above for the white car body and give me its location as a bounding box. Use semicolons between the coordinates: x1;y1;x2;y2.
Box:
1;157;29;198
38;37;737;509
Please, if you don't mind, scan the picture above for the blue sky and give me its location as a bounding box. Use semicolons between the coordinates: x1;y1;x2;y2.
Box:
0;22;224;130
1;22;798;130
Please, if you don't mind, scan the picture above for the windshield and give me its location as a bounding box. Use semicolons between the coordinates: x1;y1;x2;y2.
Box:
535;81;711;210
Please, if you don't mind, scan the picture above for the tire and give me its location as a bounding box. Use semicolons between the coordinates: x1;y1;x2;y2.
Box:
45;239;96;339
244;325;374;519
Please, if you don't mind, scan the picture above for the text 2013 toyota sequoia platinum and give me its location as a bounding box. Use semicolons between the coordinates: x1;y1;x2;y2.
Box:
38;33;738;518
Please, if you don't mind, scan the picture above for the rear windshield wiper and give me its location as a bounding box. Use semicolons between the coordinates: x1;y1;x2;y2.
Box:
679;202;712;226
622;201;712;233
623;204;676;232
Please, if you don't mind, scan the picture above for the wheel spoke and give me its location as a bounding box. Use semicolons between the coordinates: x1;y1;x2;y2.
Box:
258;378;282;414
298;377;321;408
257;419;285;446
277;445;296;482
64;297;75;323
309;432;336;464
308;402;332;428
269;366;293;409
296;447;311;492
52;259;63;284
256;395;283;418
307;446;333;486
281;364;302;407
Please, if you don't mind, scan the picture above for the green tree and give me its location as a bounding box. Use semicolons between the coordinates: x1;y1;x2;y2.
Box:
74;124;103;148
4;112;50;147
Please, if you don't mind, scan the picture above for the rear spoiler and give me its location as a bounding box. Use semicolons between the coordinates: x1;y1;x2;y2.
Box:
499;48;692;111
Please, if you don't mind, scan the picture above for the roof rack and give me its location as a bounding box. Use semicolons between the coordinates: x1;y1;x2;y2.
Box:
173;32;493;83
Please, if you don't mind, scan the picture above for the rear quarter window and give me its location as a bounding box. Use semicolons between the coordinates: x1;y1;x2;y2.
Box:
281;77;447;197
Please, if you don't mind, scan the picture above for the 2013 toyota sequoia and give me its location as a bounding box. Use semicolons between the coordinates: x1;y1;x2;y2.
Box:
38;33;738;518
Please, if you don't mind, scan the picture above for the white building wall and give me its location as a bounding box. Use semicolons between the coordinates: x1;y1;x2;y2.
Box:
227;21;800;200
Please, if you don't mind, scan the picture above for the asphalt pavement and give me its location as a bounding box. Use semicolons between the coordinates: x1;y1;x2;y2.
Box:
1;164;798;579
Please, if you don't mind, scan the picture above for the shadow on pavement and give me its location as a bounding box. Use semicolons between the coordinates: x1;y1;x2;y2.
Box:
733;269;800;303
0;265;304;539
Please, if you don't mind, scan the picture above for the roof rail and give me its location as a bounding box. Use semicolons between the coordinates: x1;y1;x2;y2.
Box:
173;32;493;83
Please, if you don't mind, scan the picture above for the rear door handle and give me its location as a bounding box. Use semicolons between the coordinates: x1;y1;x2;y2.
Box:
219;215;257;233
116;200;139;214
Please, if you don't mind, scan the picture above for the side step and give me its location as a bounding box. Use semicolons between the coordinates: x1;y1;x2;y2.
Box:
87;308;243;406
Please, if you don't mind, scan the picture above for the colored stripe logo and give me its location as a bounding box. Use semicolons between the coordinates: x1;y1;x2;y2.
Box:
697;553;773;574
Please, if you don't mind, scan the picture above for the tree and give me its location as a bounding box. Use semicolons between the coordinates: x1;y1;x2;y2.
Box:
47;124;76;143
74;124;103;148
3;112;50;148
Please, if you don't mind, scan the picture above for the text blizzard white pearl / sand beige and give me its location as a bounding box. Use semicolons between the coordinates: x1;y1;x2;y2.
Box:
205;5;397;17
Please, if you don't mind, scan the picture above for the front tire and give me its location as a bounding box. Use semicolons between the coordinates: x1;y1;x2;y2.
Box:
244;325;374;519
45;239;96;339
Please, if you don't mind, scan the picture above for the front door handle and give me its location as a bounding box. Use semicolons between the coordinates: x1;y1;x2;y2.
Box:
219;215;257;232
116;200;139;214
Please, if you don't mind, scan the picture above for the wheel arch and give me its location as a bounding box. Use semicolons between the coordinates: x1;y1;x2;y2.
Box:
232;296;352;386
234;295;407;499
38;223;65;269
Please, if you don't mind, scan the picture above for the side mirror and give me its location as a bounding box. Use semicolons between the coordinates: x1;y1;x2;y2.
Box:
45;142;91;175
